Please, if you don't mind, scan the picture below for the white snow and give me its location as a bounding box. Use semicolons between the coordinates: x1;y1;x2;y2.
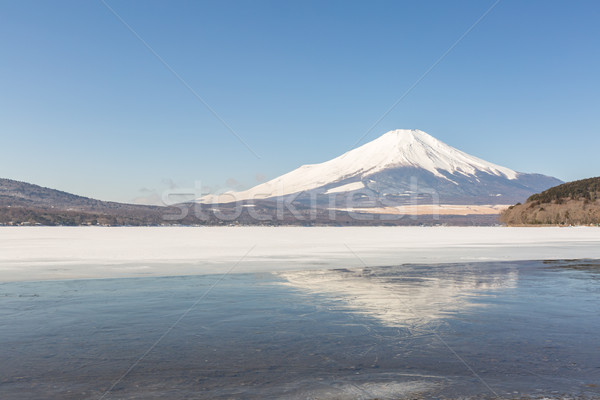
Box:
324;181;365;194
201;129;519;204
0;226;599;282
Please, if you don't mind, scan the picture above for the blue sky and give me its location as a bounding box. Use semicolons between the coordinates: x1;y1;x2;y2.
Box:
1;0;599;204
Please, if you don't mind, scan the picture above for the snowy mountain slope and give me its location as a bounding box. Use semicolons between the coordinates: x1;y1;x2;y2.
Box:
200;129;561;205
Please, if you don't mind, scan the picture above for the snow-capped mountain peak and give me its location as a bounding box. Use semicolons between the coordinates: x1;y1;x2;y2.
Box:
200;129;557;204
334;129;518;180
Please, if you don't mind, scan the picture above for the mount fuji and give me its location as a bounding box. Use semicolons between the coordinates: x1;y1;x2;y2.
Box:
201;129;562;207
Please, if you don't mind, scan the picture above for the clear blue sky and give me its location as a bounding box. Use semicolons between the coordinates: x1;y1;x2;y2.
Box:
1;0;599;204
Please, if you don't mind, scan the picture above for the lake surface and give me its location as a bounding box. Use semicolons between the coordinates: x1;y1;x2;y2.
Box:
3;226;600;282
1;259;599;399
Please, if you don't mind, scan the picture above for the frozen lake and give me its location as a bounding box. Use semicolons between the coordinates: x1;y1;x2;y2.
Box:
1;226;600;281
1;227;599;399
1;259;599;399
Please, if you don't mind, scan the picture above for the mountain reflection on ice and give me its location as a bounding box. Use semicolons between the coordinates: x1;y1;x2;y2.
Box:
278;262;518;328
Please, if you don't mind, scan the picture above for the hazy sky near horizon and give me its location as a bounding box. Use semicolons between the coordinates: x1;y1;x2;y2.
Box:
1;0;599;204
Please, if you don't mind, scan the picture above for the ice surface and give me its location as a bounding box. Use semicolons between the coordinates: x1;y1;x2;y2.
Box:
3;260;599;398
1;226;599;282
278;265;519;327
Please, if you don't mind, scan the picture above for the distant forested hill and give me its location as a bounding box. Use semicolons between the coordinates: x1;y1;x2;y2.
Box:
500;177;600;226
0;178;176;225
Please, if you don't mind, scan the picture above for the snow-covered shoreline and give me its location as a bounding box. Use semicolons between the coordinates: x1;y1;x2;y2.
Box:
0;226;599;282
